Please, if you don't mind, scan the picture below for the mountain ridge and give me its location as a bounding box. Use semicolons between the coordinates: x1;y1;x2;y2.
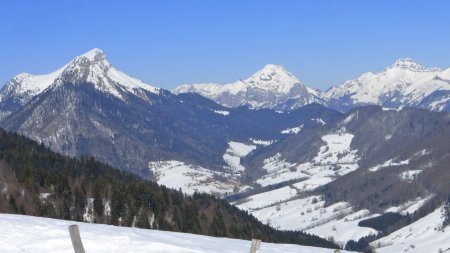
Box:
173;64;325;110
4;49;450;114
0;49;341;180
174;58;450;112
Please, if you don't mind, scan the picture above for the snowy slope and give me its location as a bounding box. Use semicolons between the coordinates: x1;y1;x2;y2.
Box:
372;206;450;253
281;124;304;134
53;48;160;99
0;214;347;253
148;160;246;196
324;58;450;111
173;64;325;110
236;193;377;245
148;141;259;196
0;65;66;101
233;129;371;245
223;141;256;173
0;65;68;119
256;130;359;187
0;48;160;111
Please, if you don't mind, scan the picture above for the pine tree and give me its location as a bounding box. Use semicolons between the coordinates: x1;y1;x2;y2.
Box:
442;196;450;228
93;183;104;216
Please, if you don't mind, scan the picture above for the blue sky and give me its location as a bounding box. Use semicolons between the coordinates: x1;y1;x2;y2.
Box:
1;0;450;90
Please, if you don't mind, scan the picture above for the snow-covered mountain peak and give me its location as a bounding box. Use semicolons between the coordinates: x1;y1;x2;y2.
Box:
80;48;106;61
324;58;450;111
173;64;325;110
253;64;292;80
0;49;159;114
63;48;111;75
0;65;68;117
53;48;159;97
245;64;300;93
391;58;424;70
387;58;441;72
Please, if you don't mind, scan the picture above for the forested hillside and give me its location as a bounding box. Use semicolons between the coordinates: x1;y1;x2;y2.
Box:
0;129;337;249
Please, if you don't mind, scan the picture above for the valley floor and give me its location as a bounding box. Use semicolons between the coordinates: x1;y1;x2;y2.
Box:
0;213;346;253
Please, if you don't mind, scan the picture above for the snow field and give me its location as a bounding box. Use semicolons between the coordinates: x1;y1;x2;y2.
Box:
281;124;304;134
257;132;359;189
0;213;348;253
223;141;256;173
373;206;450;253
149;160;240;196
213;110;230;116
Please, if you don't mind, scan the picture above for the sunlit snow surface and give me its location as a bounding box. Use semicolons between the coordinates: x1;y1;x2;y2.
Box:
384;195;433;215
173;64;324;110
213;110;230;116
257;132;359;187
149;160;240;196
368;158;410;172
281;124;304;134
237;131;377;245
237;193;377;245
250;138;274;146
373;206;450;253
149;142;257;195
223;141;256;173
0;214;348;253
323;58;450;111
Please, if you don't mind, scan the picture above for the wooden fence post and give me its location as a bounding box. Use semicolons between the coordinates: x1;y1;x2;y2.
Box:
249;239;261;253
69;225;85;253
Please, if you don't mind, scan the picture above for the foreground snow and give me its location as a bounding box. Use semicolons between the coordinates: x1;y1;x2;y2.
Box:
0;214;344;253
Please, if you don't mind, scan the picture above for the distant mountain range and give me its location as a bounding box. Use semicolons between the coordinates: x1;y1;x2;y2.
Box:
175;58;450;112
4;50;450;115
0;49;340;179
173;64;326;111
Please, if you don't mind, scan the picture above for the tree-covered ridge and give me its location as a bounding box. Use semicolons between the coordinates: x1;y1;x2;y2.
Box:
0;129;337;249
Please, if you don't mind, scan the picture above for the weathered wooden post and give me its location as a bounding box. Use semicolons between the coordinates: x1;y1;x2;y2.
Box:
69;225;85;253
249;239;261;253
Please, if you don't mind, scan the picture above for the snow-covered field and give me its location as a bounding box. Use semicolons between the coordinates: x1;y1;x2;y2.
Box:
223;141;256;173
0;214;345;253
311;118;326;125
213;109;230;116
236;185;299;211
250;138;274;146
149;141;260;195
373;206;450;253
147;128;447;251
235;130;379;245
237;193;377;245
257;131;359;188
281;124;304;134
368;158;410;172
384;195;433;215
149;160;241;195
